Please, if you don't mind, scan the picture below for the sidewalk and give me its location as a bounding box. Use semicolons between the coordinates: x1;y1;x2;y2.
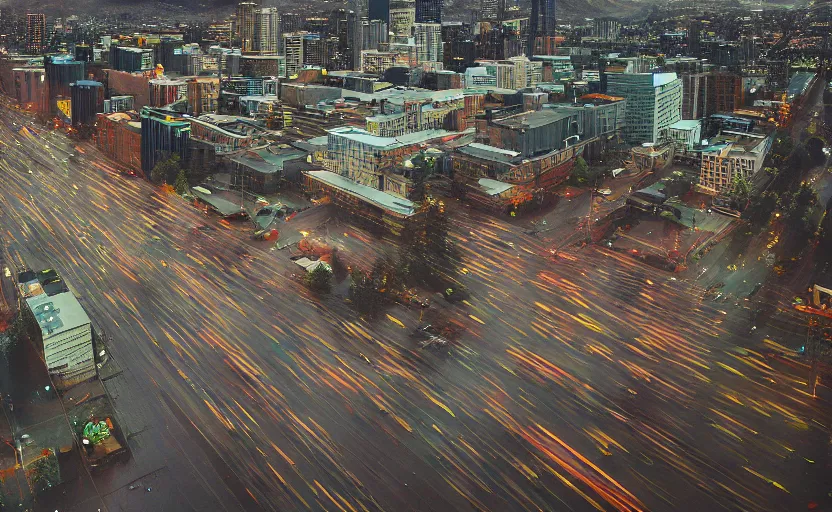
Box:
0;392;32;510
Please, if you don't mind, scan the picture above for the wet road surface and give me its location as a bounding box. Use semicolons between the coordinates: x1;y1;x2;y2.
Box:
0;103;830;512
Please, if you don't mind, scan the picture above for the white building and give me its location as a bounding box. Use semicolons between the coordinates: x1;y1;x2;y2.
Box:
606;72;683;144
19;271;96;391
667;119;701;153
464;66;496;87
283;33;305;76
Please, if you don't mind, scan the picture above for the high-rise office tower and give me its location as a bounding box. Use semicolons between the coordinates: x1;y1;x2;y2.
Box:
415;0;441;24
389;0;416;36
413;23;442;63
480;0;503;22
283;33;305;76
278;13;304;54
365;19;388;50
236;2;258;52
329;8;354;69
258;8;280;54
347;0;367;70
528;0;555;55
688;20;701;57
26;13;46;54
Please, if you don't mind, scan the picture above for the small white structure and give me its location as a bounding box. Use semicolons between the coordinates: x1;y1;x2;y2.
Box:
667;119;702;153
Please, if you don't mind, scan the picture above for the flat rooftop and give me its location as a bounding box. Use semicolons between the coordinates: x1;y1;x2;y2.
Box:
25;291;90;340
327;127;459;150
787;72;816;98
668;120;701;131
306;170;415;216
492;109;576;130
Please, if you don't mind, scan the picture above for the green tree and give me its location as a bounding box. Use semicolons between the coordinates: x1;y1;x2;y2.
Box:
728;175;751;210
407;152;438;202
304;264;332;292
349;269;387;317
568;157;591;186
743;191;779;228
174;167;189;195
781;182;819;234
150;153;181;185
347;253;411;316
768;134;794;166
663;171;693;198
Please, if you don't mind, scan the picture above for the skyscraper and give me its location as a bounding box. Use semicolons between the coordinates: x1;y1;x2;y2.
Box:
236;2;258;52
480;0;503;22
26;13;46;55
415;0;441;24
389;0;416;36
528;0;555;55
283;33;305;76
258;7;281;54
605;72;682;144
413;23;442;63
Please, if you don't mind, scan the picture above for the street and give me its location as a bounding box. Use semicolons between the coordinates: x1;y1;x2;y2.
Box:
0;100;830;512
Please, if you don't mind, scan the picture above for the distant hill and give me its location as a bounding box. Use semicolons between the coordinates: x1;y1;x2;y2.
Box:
2;0;650;23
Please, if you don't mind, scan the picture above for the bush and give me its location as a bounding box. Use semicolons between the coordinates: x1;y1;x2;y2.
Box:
568;157;601;186
150;153;181;185
304;264;332;292
30;451;59;494
174;167;189;195
663;171;693;198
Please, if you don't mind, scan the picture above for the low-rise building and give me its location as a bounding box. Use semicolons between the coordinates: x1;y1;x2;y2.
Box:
478;108;581;157
228;145;310;194
109;46;154;73
188;114;262;155
698;131;773;194
12;67;47;113
667;119;702;153
18;269;96;391
325;126;459;196
103;95;134;114
97;112;142;172
148;79;187;108
187;78;219;116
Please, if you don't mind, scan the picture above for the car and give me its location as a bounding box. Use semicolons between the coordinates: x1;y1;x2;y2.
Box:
411;324;449;349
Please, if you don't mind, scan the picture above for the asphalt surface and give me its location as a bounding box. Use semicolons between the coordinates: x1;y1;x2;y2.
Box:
0;100;830;512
